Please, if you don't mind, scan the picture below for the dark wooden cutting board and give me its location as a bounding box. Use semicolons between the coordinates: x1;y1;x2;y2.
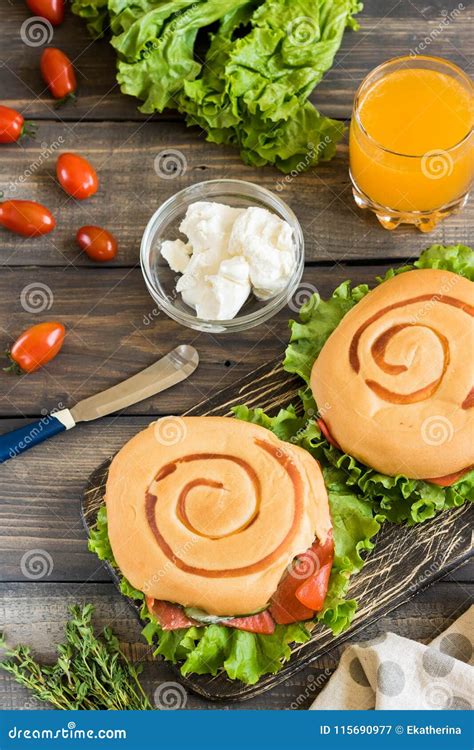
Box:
81;360;473;701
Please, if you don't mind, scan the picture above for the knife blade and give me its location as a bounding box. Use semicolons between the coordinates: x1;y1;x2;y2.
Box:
0;345;199;463
71;344;199;422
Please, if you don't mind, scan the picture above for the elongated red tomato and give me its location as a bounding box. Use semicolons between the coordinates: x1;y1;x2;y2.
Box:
270;531;334;624
295;532;334;612
76;225;117;261
0;106;36;144
56;153;98;199
0;200;55;236
6;322;65;374
40;48;76;101
425;467;472;487
25;0;65;25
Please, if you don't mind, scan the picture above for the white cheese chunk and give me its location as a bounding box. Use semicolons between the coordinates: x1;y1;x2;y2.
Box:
228;206;296;300
179;201;243;254
160;200;295;321
160;239;192;274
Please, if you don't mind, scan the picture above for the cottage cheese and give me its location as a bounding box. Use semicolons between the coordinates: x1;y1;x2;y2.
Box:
161;200;296;321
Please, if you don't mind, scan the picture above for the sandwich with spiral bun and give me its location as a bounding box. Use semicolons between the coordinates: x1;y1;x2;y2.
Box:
311;266;473;485
277;243;473;525
93;417;347;685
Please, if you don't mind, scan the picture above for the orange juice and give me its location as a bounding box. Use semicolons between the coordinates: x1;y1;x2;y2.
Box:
350;56;474;230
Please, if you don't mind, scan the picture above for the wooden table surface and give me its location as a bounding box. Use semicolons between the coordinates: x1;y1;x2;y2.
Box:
0;0;472;710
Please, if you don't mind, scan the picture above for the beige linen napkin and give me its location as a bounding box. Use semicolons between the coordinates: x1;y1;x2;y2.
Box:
310;606;473;710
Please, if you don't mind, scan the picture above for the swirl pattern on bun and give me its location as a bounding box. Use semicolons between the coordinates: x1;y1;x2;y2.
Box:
105;417;331;616
311;269;474;479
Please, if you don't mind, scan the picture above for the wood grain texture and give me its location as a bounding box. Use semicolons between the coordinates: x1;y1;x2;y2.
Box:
0;0;471;120
0;122;472;267
1;406;473;588
0;581;471;710
0;264;423;419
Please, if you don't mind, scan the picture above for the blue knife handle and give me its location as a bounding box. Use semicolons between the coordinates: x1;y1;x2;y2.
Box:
0;411;74;463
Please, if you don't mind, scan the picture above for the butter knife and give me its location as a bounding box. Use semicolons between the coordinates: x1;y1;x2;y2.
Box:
0;345;198;463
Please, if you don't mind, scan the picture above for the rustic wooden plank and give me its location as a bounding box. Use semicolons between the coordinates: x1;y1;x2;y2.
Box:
0;263;431;419
1;407;472;586
0;416;144;583
0;581;471;709
0;0;471;120
0;123;471;267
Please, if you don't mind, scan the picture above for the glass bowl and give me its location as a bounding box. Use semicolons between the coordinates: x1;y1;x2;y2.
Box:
140;179;304;333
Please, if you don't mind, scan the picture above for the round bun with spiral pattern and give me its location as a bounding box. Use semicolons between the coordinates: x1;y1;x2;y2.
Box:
311;269;473;480
105;417;331;616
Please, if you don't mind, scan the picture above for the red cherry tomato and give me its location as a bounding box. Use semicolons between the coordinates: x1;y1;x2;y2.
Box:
0;200;55;236
6;322;65;374
40;48;76;101
25;0;65;26
56;153;98;199
0;106;36;144
76;225;117;262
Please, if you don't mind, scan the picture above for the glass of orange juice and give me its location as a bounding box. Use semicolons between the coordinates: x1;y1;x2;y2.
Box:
349;55;473;231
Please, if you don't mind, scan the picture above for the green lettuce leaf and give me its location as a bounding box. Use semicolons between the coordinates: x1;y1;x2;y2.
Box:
279;243;474;524
284;243;474;385
71;0;361;172
89;506;313;685
414;243;474;279
70;0;109;37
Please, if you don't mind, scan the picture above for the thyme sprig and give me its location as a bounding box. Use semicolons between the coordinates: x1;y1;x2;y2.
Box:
0;604;152;710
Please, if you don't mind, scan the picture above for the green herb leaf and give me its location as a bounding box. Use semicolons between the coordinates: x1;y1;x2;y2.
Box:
0;605;152;710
